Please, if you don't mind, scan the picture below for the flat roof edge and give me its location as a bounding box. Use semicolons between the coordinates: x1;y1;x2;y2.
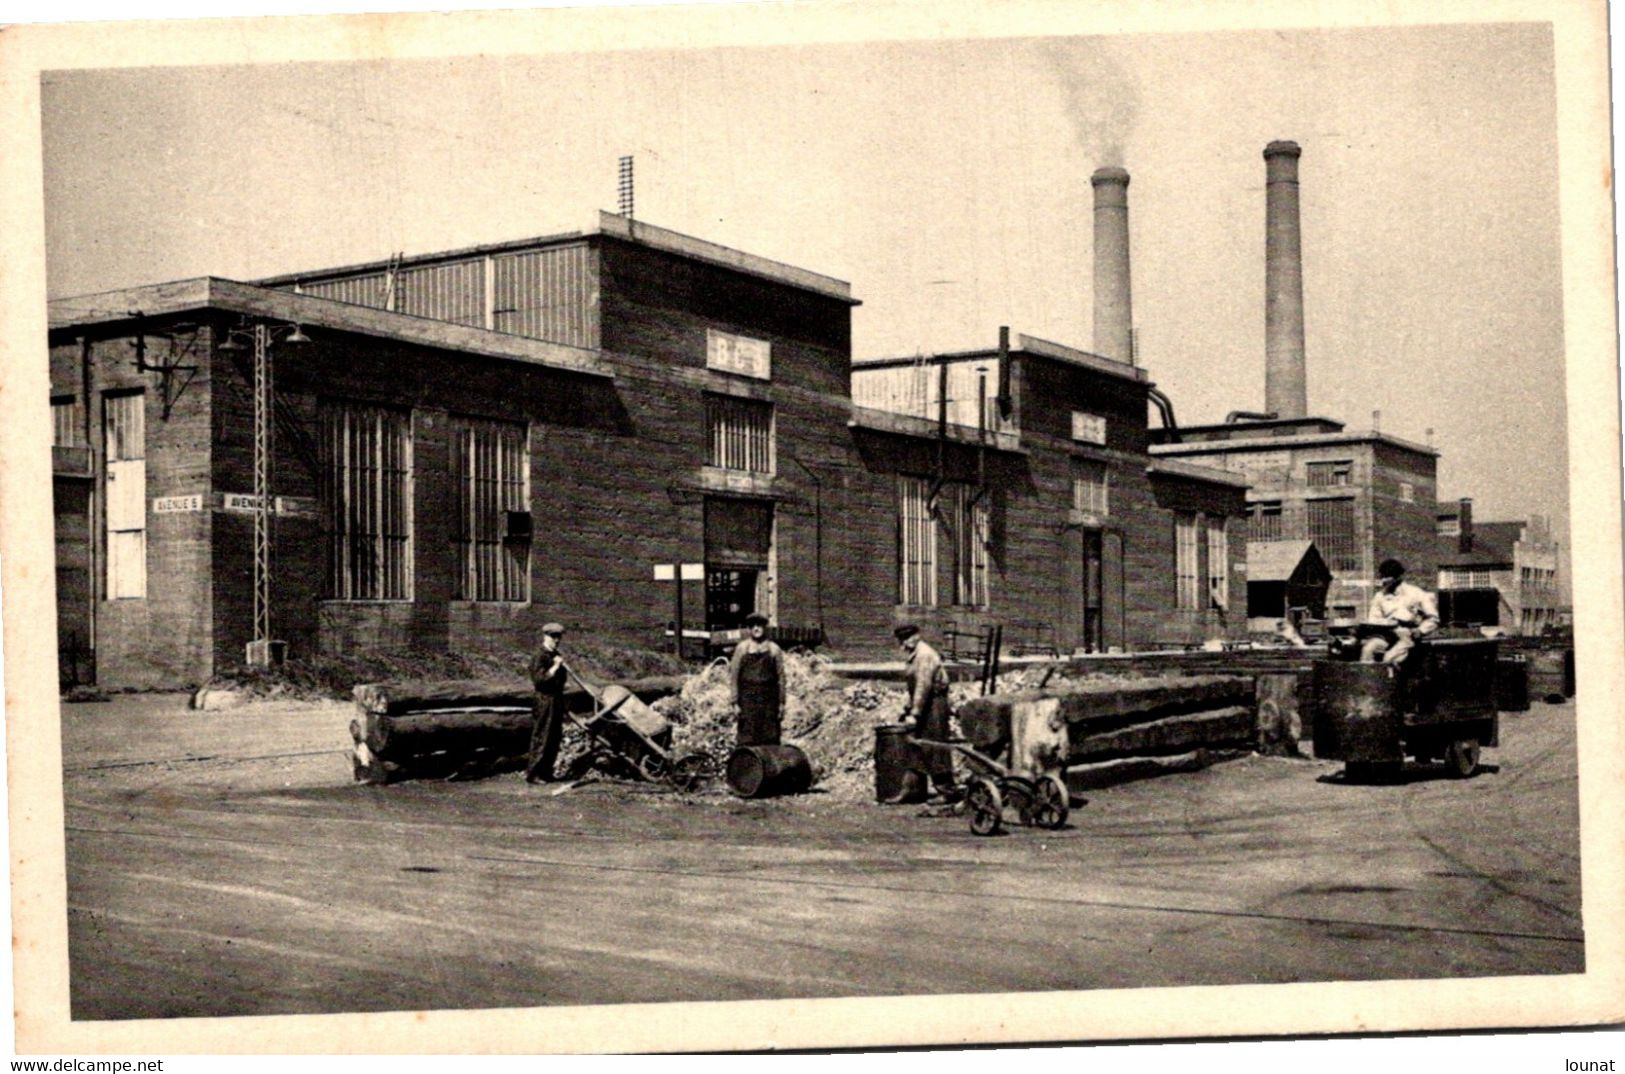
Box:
596;212;856;303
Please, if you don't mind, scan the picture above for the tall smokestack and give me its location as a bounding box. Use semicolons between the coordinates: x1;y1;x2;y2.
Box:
1092;167;1133;363
1264;140;1307;419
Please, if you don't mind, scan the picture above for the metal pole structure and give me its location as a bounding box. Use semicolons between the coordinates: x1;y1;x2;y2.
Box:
252;322;273;663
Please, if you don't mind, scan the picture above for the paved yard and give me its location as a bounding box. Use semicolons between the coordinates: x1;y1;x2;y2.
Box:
62;693;1584;1020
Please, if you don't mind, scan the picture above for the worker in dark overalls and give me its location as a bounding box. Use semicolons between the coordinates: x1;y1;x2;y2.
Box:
896;623;957;799
729;611;786;747
524;621;568;783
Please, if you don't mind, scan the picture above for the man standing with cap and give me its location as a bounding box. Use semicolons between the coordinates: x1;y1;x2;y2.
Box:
1361;559;1439;665
895;624;957;798
525;622;569;783
730;611;786;747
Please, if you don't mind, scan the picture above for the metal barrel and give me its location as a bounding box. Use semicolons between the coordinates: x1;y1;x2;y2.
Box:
873;723;928;804
1527;648;1574;700
725;744;813;798
1310;659;1403;763
1495;657;1530;712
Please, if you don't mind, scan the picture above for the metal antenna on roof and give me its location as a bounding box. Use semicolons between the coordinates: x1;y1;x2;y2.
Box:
618;156;635;219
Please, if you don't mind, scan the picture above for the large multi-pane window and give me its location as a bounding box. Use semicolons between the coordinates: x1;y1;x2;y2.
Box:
450;417;530;602
1175;512;1200;610
104;392;145;599
951;485;991;608
898;475;936;606
53;396;85;447
705;393;773;474
1306;497;1357;571
320;402;413;601
1248;500;1283;541
898;477;991;608
1072;459;1109;516
1306;459;1353;488
1206;518;1229;610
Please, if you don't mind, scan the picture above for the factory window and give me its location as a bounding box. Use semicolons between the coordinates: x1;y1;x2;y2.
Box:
1437;517;1461;537
103;392;146;599
1175;512;1201;610
1446;568;1496;589
898;476;936;606
1306;497;1357;572
705;393;773;474
320;402;413;601
1072;459;1109;516
1306;460;1353;488
53;395;84;447
949;484;991;608
1206;518;1229;611
450;416;530;602
1248;501;1283;541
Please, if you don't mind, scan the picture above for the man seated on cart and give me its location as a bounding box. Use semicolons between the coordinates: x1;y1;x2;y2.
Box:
1361;558;1440;666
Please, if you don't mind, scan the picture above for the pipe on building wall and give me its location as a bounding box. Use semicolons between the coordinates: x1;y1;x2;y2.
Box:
1091;167;1133;364
1147;386;1180;442
1264;140;1308;420
1225;410;1278;424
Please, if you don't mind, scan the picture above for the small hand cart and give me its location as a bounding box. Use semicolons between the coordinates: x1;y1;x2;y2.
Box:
916;738;1070;836
564;668;714;792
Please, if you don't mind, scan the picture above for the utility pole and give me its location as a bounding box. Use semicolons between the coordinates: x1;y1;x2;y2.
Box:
253;322;273;660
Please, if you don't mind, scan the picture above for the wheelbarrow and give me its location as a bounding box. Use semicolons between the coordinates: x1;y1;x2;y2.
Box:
563;666;714;792
916;738;1070;836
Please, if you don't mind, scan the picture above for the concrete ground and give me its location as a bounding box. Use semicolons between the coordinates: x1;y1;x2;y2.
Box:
63;692;1584;1020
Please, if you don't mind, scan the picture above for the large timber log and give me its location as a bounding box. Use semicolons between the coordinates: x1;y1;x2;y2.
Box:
349;674;683;785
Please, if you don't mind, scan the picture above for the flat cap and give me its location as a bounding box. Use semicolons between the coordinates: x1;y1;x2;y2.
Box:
541;622;566;635
744;611;770;626
893;624;920;642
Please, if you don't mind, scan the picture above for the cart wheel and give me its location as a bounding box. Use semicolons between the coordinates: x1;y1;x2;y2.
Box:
636;752;670;782
1445;738;1480;779
1031;774;1070;830
966;778;1003;836
669;751;713;792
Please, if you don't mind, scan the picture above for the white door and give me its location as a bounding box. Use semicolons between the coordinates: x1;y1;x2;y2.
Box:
104;393;146;599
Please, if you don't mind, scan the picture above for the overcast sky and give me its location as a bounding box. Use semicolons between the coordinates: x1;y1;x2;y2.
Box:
41;21;1568;546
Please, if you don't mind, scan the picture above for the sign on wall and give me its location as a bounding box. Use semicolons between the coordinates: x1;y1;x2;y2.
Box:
707;329;772;380
1070;411;1107;445
654;563;705;581
152;494;204;514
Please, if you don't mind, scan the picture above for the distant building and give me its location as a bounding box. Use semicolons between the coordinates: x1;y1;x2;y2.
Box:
1150;416;1439;621
1435;499;1562;635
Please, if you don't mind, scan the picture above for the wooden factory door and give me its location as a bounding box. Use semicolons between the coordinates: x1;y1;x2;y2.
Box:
703;496;773;631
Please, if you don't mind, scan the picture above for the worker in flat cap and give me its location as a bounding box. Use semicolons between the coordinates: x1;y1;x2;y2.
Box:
895;624;957;798
730;611;786;747
1361;559;1439;666
525;621;569;783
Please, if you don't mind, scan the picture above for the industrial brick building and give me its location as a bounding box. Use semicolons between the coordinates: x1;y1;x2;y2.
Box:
50;198;1246;689
1434;499;1563;635
1150;140;1440;623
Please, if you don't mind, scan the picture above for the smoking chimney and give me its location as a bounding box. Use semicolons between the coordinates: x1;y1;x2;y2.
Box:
1092;167;1133;363
1264;141;1307;419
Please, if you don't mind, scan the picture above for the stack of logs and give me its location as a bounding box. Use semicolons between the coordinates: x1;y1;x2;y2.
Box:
349;675;682;785
956;674;1282;790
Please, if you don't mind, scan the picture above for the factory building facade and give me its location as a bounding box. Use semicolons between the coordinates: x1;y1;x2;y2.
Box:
50;211;1246;689
1150;417;1439;622
1434;500;1563;635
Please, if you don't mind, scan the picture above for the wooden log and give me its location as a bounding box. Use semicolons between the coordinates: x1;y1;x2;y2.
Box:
362;706;533;755
1063;748;1250;792
352;674;686;717
1255;673;1304;756
1069;705;1254;763
958;675;1254;739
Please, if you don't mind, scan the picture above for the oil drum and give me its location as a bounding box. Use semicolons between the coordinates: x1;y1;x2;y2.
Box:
725;744;812;798
1494;657;1530;712
873;723;928;804
1310;660;1403;764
